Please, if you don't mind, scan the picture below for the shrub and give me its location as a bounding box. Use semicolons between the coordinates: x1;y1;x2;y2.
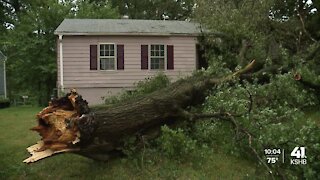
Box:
0;98;10;108
157;125;197;160
105;73;170;104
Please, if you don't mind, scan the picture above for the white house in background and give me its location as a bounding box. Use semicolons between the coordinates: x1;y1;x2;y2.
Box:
0;51;7;98
54;19;205;105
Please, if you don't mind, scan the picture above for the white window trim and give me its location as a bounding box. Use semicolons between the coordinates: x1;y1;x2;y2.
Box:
148;44;167;71
98;43;117;71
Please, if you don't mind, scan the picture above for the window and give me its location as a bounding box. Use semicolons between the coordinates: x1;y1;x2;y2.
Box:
150;44;165;70
99;44;116;70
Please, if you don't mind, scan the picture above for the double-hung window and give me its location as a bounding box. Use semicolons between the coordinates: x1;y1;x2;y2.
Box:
150;44;165;70
99;44;116;70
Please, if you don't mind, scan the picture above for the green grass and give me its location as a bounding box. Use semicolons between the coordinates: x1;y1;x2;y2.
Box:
0;106;262;179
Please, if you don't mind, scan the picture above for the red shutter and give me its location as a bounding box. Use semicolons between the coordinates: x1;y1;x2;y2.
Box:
141;45;148;70
90;45;98;70
167;45;174;70
117;45;124;70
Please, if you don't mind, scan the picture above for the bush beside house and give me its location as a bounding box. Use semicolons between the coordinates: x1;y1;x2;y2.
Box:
0;98;10;108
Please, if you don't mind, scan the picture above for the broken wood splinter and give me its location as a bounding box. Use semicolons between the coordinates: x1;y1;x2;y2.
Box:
24;89;88;163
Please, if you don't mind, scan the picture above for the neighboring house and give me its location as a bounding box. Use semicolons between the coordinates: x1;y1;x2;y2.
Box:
54;19;205;105
0;51;7;98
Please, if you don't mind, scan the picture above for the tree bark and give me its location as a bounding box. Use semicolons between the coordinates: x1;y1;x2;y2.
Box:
24;61;256;163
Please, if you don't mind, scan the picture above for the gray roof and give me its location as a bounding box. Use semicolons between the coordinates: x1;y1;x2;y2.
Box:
55;19;203;36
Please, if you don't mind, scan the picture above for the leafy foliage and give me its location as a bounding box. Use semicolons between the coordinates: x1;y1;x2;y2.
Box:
71;0;119;19
195;74;319;178
157;125;197;159
196;0;320;72
105;73;170;104
3;0;71;105
109;0;195;20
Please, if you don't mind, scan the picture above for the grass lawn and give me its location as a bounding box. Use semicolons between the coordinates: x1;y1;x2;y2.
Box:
1;106;318;179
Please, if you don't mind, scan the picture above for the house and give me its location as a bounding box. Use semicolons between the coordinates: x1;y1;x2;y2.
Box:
0;51;7;98
54;19;204;105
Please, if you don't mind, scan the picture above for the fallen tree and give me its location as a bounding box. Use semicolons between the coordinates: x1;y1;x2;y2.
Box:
24;61;257;163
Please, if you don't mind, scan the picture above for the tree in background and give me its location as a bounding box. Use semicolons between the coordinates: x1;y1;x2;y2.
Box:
108;0;195;20
73;0;119;19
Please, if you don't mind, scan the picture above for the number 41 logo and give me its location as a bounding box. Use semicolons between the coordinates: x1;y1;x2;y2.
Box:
290;147;306;158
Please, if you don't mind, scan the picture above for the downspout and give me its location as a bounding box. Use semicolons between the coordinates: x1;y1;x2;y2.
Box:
59;35;64;95
3;57;6;99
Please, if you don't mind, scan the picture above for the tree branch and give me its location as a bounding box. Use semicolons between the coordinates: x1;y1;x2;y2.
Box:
294;73;320;91
188;110;274;179
238;39;251;66
297;11;317;43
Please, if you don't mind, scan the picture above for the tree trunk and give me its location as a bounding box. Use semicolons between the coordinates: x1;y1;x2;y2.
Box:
23;61;256;163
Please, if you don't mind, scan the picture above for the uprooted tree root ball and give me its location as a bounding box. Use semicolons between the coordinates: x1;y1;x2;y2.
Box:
23;89;95;163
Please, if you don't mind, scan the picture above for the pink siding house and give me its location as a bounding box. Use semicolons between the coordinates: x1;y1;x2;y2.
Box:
54;19;203;105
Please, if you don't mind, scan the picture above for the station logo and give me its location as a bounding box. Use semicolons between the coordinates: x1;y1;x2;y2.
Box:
290;147;307;165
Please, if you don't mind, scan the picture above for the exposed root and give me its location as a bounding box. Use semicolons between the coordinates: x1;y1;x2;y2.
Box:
23;89;89;163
